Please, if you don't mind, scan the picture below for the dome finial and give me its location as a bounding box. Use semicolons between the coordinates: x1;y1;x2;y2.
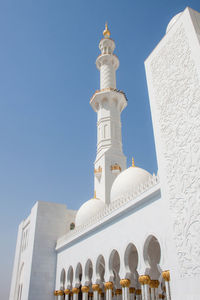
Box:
132;157;135;167
103;22;111;38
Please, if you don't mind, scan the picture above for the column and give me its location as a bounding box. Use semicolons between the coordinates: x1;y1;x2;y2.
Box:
162;271;171;300
120;279;130;300
149;280;159;300
89;292;94;300
92;284;100;300
104;281;113;300
129;287;135;300
54;290;64;300
65;289;71;300
135;289;141;300
72;287;79;300
82;286;90;300
139;276;150;300
98;288;104;300
115;289;122;300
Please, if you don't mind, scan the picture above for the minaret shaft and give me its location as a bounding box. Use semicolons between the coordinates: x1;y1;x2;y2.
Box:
90;25;127;204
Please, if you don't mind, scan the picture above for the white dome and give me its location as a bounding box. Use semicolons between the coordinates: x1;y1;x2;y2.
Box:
166;12;182;33
110;166;152;202
75;198;105;227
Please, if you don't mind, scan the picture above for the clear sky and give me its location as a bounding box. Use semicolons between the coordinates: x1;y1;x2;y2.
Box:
1;0;200;298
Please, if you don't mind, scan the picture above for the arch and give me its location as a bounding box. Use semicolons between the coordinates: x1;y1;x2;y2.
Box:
109;249;120;287
143;235;161;279
60;268;66;289
96;255;105;283
124;243;138;273
75;263;82;287
67;266;74;286
85;259;93;284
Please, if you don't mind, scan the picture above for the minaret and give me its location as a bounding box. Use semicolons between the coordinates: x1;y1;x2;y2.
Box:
90;24;127;204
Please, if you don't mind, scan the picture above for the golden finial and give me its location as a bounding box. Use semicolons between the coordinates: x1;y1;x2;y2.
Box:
132;157;135;167
94;190;96;198
103;22;111;38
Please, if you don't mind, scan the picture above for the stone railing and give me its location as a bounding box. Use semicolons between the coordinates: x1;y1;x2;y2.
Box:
57;174;159;247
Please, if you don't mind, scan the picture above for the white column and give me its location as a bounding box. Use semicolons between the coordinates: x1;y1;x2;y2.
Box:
104;282;113;300
64;289;71;300
82;286;89;300
72;287;79;300
162;271;171;300
92;284;100;300
115;289;122;300
139;275;150;300
98;288;103;300
149;280;159;300
120;279;130;300
135;289;142;300
129;287;135;300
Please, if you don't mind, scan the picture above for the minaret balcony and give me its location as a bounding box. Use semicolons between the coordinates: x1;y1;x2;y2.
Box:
90;88;127;112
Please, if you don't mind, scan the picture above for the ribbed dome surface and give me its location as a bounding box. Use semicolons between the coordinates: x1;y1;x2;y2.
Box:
75;198;105;227
110;166;152;202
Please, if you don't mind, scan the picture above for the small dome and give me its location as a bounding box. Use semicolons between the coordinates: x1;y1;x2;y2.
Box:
110;166;152;202
75;198;105;227
166;12;183;33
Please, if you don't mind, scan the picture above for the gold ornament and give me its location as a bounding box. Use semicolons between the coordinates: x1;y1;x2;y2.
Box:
103;23;111;38
162;270;170;282
64;289;71;295
129;287;135;294
120;279;131;287
138;275;150;285
72;287;79;294
81;286;90;293
149;280;159;288
92;284;99;292
135;289;141;295
104;281;113;290
115;289;122;295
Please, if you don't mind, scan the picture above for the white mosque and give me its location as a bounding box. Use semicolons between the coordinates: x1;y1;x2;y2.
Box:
9;7;200;300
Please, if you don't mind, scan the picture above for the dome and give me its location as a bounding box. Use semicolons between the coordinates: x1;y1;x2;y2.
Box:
110;166;152;202
166;12;182;33
75;197;105;227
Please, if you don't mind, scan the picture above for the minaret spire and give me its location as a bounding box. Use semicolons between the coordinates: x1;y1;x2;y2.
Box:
90;25;127;204
103;22;111;38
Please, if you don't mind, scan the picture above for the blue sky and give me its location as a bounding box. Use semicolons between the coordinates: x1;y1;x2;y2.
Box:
1;0;200;298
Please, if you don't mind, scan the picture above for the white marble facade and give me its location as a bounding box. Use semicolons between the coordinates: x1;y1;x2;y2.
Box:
9;7;200;300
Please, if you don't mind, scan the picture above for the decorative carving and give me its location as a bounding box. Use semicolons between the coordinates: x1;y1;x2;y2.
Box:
120;279;131;287
150;24;200;277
